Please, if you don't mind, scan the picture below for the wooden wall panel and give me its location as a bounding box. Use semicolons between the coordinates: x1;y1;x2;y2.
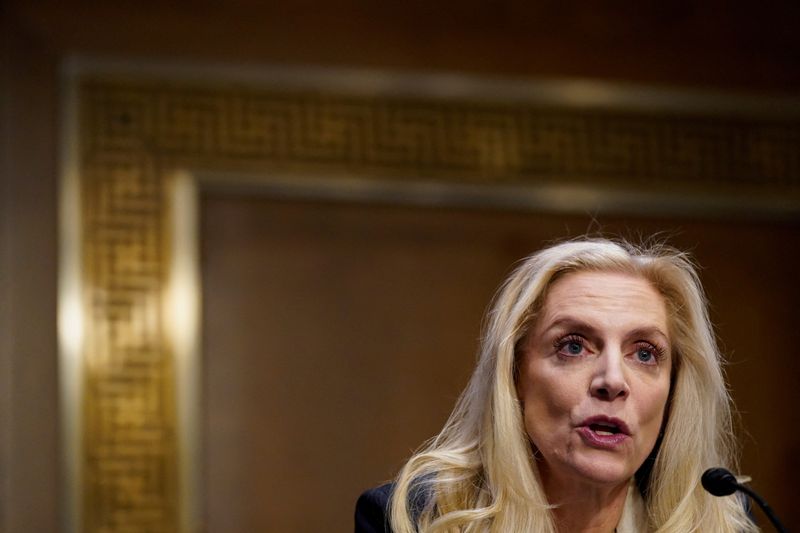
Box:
0;18;61;533
11;1;800;91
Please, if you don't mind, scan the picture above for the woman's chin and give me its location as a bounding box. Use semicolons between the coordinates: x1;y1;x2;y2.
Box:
566;454;638;488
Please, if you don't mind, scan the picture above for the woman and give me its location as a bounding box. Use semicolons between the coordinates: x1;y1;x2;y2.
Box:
355;237;756;532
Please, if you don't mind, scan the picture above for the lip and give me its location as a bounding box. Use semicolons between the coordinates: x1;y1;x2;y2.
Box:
576;415;631;450
580;415;631;435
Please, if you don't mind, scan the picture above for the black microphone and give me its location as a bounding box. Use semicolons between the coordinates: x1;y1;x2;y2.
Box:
701;467;739;496
701;467;787;533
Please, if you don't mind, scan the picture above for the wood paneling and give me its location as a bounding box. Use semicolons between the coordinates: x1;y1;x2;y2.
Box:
0;18;61;533
9;1;800;91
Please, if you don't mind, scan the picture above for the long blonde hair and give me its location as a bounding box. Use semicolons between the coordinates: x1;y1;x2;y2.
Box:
389;238;756;532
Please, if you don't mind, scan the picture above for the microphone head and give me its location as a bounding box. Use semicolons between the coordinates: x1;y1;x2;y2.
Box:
701;467;739;496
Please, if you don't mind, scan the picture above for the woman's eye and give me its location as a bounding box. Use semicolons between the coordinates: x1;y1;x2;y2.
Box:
556;336;586;357
566;342;583;355
634;343;661;365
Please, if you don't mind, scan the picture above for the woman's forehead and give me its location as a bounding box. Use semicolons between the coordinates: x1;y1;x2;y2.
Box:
535;270;669;336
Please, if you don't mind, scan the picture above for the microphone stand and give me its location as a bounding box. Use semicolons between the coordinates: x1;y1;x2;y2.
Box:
701;467;787;533
733;481;787;533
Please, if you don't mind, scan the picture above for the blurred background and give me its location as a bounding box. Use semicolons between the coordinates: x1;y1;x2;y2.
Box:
2;1;799;532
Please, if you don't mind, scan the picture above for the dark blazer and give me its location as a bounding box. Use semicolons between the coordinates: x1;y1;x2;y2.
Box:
354;483;394;533
356;480;434;533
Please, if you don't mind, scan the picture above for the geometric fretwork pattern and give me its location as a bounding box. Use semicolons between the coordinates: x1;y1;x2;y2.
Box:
76;75;800;533
83;82;800;190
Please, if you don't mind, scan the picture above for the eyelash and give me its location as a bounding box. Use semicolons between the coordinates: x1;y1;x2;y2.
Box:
553;334;588;357
553;334;666;365
633;341;666;364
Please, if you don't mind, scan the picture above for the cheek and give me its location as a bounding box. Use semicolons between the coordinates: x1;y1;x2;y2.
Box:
639;381;671;436
520;368;582;427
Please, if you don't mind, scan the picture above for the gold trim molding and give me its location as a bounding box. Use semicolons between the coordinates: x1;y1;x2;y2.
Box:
61;61;800;533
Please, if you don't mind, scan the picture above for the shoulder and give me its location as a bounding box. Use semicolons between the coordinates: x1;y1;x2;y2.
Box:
355;483;394;533
355;478;435;532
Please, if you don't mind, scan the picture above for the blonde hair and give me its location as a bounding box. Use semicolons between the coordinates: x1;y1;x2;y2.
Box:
389;237;756;532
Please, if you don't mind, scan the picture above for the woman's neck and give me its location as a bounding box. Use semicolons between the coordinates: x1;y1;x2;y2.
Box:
543;475;630;533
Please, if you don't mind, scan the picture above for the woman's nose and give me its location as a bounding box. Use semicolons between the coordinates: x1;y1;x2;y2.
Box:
590;351;629;400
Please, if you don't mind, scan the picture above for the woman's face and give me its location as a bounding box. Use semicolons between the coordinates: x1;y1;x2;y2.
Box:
516;270;672;490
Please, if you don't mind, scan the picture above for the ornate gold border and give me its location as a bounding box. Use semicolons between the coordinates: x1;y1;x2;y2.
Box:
61;62;800;533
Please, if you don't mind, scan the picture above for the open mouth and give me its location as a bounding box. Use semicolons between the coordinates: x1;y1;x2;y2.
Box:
589;422;622;436
579;416;631;437
577;417;630;448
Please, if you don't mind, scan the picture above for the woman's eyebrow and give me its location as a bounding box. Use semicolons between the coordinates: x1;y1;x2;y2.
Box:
542;318;669;343
628;327;670;344
542;317;599;336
